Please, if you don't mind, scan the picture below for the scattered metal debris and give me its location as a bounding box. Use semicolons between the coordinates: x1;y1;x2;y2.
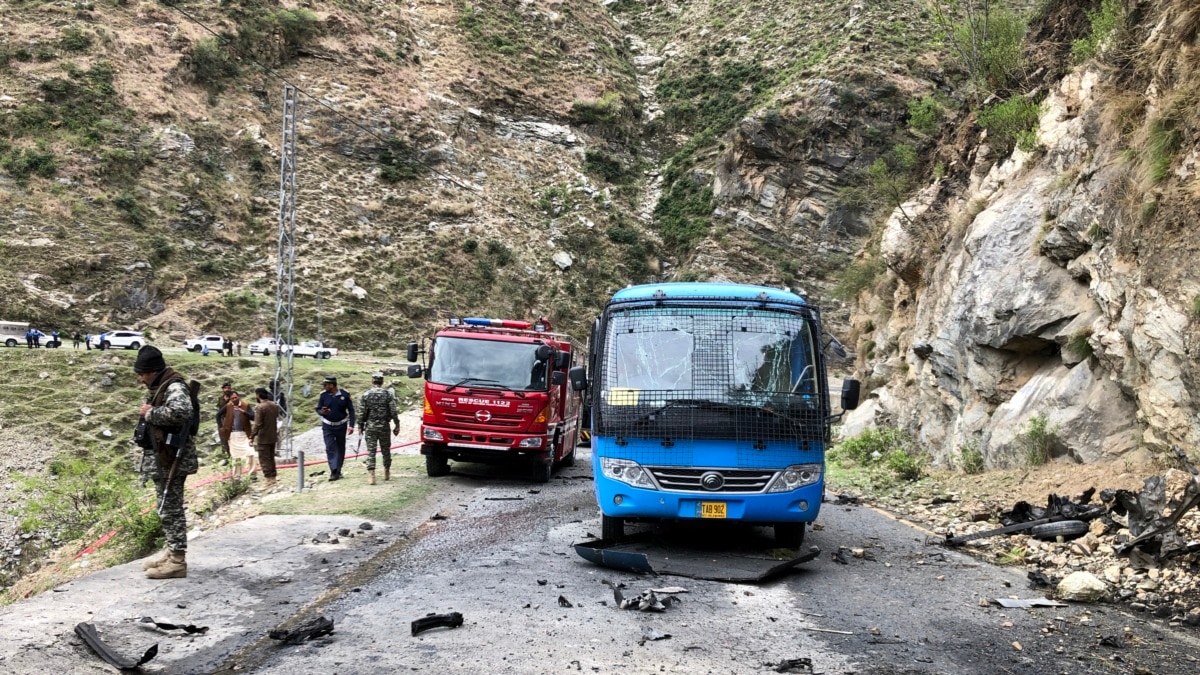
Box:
138;617;209;634
484;496;525;501
831;493;861;505
639;626;671;643
558;595;573;608
800;626;853;635
1110;446;1200;558
1026;571;1062;588
993;598;1067;609
944;493;1104;546
75;622;158;670
430;513;448;521
575;534;819;581
269;616;335;645
1099;635;1126;649
410;612;464;636
771;656;814;673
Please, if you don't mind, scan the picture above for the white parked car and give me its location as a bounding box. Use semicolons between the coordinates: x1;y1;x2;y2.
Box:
184;335;225;353
248;337;285;356
92;330;146;350
291;340;338;359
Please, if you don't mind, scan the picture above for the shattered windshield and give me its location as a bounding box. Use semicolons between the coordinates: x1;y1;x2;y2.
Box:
602;308;819;406
429;337;549;391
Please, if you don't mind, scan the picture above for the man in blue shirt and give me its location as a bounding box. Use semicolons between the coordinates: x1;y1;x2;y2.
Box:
315;375;355;481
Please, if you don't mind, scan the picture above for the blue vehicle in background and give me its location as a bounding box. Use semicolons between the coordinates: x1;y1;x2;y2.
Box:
568;282;860;547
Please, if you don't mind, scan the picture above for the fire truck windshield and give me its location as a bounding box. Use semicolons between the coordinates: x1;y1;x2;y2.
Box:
429;336;550;392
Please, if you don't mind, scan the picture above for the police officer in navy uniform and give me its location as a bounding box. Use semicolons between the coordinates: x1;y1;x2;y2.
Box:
315;375;355;481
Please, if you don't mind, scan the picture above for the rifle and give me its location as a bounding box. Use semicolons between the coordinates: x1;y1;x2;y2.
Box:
154;382;199;516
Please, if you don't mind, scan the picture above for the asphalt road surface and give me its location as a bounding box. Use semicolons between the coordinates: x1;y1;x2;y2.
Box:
211;447;1200;675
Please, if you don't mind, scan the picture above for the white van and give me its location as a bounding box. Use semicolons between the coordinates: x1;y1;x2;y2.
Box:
0;321;30;348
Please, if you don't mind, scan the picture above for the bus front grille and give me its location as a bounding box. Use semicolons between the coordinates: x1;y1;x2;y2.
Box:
647;467;775;493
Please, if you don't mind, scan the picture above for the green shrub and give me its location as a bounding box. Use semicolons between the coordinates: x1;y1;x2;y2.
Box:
833;256;884;300
886;449;922;480
584;148;628;182
1066;329;1093;360
485;240;514;267
274;8;321;52
908;96;943;135
1144;112;1182;185
959;441;985;474
939;5;1027;92
1192;295;1200;319
978;96;1040;153
60;26;94;53
653;179;713;252
378;137;425;182
2;145;59;183
831;427;911;465
190;37;239;88
1017;414;1058;466
1071;0;1122;62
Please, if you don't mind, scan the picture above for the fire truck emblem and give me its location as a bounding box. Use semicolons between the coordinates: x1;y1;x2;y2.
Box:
475;410;493;423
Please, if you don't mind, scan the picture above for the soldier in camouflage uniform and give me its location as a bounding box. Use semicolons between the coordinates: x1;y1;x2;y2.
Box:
133;345;198;579
358;373;399;484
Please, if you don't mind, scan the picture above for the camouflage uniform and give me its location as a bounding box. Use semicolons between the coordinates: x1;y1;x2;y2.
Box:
358;384;398;471
141;368;199;553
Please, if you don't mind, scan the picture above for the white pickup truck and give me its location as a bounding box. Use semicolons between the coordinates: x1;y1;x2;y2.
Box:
291;340;338;359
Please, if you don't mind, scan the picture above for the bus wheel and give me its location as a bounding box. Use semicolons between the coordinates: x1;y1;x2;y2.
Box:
774;522;806;549
531;458;552;483
425;452;450;477
601;515;624;540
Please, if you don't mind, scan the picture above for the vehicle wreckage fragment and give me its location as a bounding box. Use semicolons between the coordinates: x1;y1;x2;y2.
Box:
268;616;334;645
74;622;159;670
410;612;464;636
943;492;1104;546
1109;445;1200;559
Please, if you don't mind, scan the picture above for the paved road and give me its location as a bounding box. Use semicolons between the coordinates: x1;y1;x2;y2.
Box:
217;449;1200;675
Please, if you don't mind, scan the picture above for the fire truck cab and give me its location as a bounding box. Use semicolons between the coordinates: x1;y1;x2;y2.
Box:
407;317;586;483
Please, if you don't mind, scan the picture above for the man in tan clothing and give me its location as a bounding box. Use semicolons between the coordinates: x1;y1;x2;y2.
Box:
221;391;256;477
249;387;280;487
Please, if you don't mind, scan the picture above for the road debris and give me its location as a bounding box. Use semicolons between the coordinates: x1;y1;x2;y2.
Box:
558;595;573;608
800;626;853;635
269;616;335;645
410;612;464;636
1110;446;1200;558
138;616;209;634
771;656;814;673
944;493;1104;546
993;598;1067;608
575;534;819;581
638;626;671;643
75;622;158;670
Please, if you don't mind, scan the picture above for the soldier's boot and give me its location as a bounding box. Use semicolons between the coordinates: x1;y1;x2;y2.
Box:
142;550;170;571
384;467;391;481
367;470;376;485
146;551;187;579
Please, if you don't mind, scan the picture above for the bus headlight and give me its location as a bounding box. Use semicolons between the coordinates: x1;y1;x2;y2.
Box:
600;458;656;489
767;463;822;492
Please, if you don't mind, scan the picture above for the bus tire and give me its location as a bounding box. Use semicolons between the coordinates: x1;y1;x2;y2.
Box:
425;452;450;477
774;522;806;549
601;515;624;541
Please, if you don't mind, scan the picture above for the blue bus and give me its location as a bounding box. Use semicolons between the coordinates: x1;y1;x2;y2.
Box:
569;283;860;547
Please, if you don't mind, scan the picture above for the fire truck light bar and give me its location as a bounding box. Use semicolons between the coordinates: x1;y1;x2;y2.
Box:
463;318;532;329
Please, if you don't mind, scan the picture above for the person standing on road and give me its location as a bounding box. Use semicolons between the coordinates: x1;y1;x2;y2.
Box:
84;332;91;350
133;345;197;579
215;382;234;464
358;373;399;484
222;391;257;478
316;375;355;481
72;331;81;349
249;388;280;488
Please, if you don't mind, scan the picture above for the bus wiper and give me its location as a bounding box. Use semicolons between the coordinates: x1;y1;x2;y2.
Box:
446;378;525;398
640;399;798;424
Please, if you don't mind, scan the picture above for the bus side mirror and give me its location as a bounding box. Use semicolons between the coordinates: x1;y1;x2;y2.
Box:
568;366;588;392
407;364;423;378
551;371;566;386
841;379;861;411
535;344;553;361
555;351;571;370
406;342;419;362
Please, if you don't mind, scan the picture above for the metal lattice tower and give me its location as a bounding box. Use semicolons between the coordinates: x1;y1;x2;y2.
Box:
275;84;300;486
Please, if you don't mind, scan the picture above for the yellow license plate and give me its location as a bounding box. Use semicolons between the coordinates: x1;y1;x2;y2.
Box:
698;502;727;519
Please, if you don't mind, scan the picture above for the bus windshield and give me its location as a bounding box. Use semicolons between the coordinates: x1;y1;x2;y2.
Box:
429;337;549;391
602;308;820;409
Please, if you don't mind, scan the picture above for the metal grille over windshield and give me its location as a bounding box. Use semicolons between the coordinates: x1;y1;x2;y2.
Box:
597;305;825;443
430;337;548;392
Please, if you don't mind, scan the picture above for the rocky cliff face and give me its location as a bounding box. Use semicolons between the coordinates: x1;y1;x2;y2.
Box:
847;0;1200;466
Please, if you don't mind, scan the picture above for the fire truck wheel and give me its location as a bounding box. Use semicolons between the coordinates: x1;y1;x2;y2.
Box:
425;453;450;477
558;447;576;468
532;459;552;484
774;522;806;549
601;515;624;541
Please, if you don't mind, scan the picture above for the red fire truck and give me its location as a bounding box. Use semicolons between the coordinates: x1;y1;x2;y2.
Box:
406;317;586;482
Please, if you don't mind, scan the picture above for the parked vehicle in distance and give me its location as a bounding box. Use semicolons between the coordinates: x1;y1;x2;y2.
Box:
92;330;146;350
0;321;30;348
184;335;225;353
248;337;284;356
291;340;337;359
